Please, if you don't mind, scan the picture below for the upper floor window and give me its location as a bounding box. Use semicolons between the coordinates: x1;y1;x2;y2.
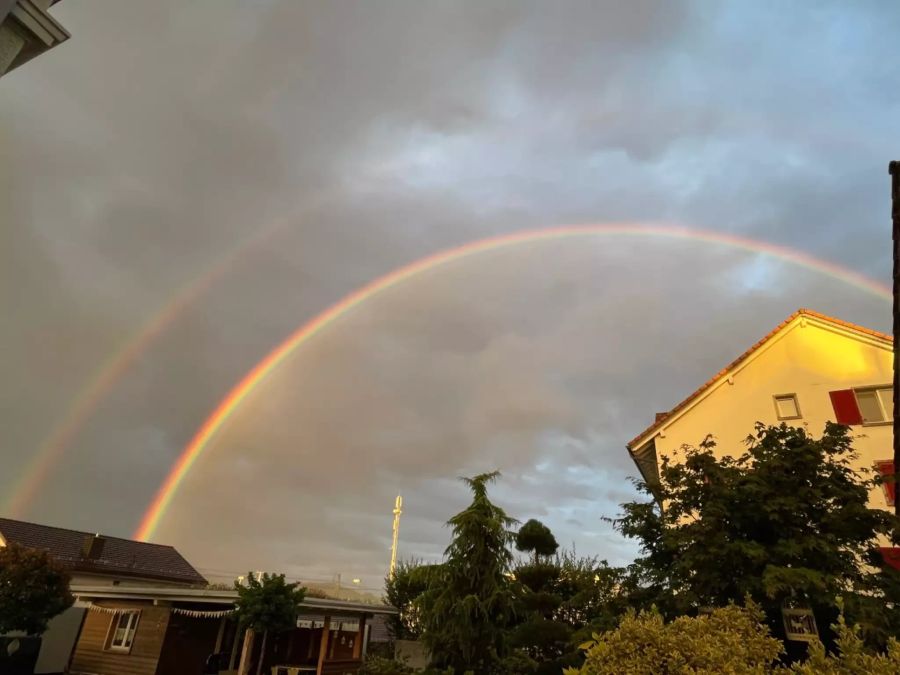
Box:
105;610;140;652
876;460;896;506
829;386;893;426
856;387;893;425
773;394;801;420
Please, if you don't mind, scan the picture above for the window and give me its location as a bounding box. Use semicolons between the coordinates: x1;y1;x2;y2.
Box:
876;461;896;507
106;610;140;652
829;386;893;425
856;386;893;425
773;394;801;420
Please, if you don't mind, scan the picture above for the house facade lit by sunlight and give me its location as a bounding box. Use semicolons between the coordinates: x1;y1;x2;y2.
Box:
627;309;894;512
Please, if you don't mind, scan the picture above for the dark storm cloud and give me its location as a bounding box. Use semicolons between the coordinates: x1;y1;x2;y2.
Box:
2;0;899;587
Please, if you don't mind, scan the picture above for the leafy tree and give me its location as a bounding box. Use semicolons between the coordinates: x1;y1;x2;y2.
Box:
842;558;900;650
567;603;784;674
553;554;632;643
508;552;633;674
0;542;73;635
613;423;900;650
569;604;900;675
384;560;443;640
233;572;306;675
419;471;517;674
509;558;572;673
516;520;559;564
791;612;900;674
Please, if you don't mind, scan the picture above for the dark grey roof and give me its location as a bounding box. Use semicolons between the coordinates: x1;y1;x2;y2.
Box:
0;518;206;586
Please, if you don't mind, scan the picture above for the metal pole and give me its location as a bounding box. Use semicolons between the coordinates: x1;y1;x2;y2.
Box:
389;495;403;578
891;161;900;518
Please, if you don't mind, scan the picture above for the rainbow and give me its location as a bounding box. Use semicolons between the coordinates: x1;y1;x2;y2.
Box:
2;276;218;518
1;206;319;518
133;223;891;541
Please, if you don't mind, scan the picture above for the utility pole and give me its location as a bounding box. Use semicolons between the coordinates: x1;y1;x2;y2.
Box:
891;161;900;518
389;495;403;578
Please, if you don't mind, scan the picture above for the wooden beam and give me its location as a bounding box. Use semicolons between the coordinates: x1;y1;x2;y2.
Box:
214;617;226;653
353;616;366;659
228;623;240;670
316;616;331;675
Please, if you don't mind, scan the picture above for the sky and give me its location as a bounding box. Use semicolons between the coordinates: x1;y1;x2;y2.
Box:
2;0;899;590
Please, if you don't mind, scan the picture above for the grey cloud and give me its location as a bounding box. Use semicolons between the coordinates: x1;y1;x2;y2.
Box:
3;0;899;588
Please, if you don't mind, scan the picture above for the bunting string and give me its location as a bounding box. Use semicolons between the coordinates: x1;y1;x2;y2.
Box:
85;604;136;616
85;602;234;619
172;607;234;619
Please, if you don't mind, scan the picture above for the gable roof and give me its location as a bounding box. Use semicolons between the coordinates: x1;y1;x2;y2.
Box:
626;308;892;452
0;518;206;586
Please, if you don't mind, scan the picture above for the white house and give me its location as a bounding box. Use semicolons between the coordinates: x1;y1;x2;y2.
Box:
627;308;895;512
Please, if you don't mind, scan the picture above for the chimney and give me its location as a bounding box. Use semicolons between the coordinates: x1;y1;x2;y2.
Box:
82;533;105;560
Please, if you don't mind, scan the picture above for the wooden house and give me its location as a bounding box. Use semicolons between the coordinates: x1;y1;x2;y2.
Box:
0;517;206;674
68;584;397;675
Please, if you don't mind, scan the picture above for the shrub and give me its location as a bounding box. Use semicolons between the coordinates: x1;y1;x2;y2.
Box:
789;613;900;675
566;604;782;674
359;655;414;675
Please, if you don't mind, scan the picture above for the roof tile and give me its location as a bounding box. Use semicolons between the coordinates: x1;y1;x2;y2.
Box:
626;309;891;450
0;518;206;585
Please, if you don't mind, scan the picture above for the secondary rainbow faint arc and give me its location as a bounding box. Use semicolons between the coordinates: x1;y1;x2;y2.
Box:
2;207;311;519
134;223;891;541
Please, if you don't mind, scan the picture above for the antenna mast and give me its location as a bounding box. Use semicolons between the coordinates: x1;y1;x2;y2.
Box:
389;495;403;578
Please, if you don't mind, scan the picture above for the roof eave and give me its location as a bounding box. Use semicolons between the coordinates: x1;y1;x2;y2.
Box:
624;309;892;449
70;584;398;615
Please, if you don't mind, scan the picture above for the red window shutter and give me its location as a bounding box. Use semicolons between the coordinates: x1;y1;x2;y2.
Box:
829;389;863;425
879;547;900;571
876;461;896;506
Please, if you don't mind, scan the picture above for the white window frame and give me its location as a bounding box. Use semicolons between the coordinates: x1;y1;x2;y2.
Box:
773;393;802;421
105;609;140;653
854;385;893;426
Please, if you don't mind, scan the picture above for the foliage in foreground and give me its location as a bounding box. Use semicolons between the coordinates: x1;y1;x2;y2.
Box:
233;571;307;633
567;603;783;675
419;471;518;674
566;604;900;675
233;571;307;675
385;559;443;641
0;542;73;635
614;423;900;647
384;424;900;672
359;654;461;675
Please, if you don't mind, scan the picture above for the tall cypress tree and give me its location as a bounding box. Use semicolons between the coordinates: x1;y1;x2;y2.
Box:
420;471;517;674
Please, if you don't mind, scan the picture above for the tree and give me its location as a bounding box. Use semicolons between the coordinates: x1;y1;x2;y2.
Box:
516;520;559;564
792;612;900;675
553;554;632;643
419;471;517;674
508;557;572;673
567;603;784;674
507;551;633;674
569;602;900;674
384;560;442;641
614;423;900;649
233;572;306;675
0;542;73;635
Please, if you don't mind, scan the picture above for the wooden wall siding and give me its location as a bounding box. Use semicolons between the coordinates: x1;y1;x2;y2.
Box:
154;613;221;675
265;626;317;669
68;601;169;675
